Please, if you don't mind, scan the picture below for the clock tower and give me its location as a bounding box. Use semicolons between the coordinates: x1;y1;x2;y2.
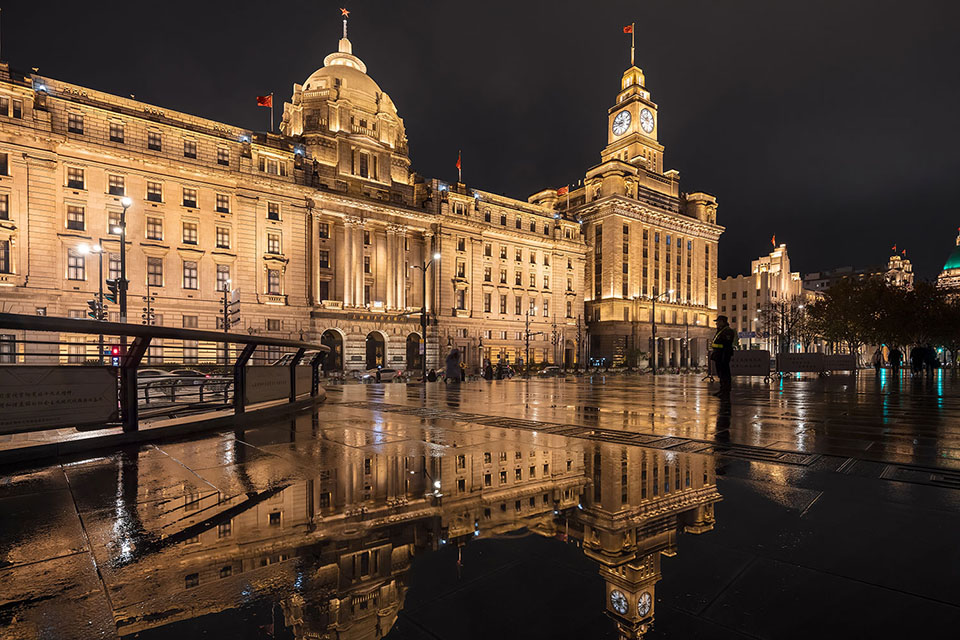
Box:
601;66;664;174
602;552;659;639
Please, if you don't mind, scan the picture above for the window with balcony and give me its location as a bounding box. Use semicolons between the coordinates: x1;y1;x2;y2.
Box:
182;222;198;245
182;187;197;208
267;269;280;294
216;194;230;213
147;131;162;151
66;205;84;231
146;181;163;202
182;261;198;289
67;167;84;189
108;175;125;196
147;257;163;286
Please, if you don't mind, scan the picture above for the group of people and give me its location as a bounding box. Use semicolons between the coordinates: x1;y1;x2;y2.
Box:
877;345;939;376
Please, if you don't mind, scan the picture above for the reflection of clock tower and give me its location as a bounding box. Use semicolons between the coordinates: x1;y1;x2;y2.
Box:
602;66;664;174
602;552;659;639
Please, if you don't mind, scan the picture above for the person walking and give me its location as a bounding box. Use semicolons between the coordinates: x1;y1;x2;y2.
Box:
910;345;923;376
710;315;737;399
890;347;903;375
483;362;494;380
445;348;461;383
872;347;883;374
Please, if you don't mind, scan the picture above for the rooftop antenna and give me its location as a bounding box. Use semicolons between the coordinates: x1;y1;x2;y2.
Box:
341;7;349;39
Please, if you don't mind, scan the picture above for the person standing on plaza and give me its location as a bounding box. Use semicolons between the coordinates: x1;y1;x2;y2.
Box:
483;361;494;380
710;315;737;399
445;348;461;383
910;345;923;376
890;347;903;375
872;347;884;374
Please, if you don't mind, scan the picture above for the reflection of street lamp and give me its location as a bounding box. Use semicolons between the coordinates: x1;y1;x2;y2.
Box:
411;252;441;381
650;289;674;375
78;243;105;363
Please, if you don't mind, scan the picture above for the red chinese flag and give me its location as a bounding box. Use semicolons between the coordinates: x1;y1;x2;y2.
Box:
256;94;273;108
456;151;461;171
557;186;569;196
623;25;634;34
771;234;776;247
891;244;897;252
901;249;906;256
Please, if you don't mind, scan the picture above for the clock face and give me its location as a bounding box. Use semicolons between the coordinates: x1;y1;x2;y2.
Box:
640;108;655;134
612;110;631;136
610;590;628;615
637;591;652;617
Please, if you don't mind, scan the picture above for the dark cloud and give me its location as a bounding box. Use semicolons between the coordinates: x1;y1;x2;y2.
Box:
6;0;959;278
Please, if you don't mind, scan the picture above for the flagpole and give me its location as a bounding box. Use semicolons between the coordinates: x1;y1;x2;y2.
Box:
270;93;274;133
631;22;635;66
458;149;462;183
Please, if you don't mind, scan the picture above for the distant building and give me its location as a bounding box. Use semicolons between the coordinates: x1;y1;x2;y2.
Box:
937;229;960;291
803;254;914;292
717;244;802;351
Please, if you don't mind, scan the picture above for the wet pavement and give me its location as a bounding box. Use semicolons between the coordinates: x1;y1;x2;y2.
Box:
1;373;959;639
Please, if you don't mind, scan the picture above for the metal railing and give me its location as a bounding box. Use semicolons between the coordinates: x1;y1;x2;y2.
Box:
0;313;329;433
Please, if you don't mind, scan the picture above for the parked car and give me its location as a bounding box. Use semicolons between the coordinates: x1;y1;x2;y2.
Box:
538;366;563;378
270;351;323;366
360;368;401;382
137;369;171;379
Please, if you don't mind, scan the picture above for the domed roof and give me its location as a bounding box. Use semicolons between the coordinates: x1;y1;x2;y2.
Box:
944;243;960;271
300;37;397;115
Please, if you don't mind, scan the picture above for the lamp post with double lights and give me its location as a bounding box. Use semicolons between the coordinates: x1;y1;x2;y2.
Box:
411;252;441;381
78;243;105;363
524;306;543;377
649;289;674;375
113;197;133;327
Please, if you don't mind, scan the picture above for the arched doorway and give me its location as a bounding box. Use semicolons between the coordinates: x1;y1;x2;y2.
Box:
406;333;422;373
365;332;386;369
321;329;343;372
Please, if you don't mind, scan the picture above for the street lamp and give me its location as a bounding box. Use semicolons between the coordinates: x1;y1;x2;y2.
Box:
650;289;674;375
524;306;543;377
118;197;132;325
78;243;105;363
411;252;441;381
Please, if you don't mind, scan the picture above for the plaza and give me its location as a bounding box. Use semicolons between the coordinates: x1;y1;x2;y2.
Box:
1;373;958;638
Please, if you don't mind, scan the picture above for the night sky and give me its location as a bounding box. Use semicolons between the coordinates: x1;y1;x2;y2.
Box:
5;0;959;279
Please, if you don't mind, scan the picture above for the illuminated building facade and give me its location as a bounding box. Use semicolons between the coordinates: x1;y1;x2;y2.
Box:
937;229;960;292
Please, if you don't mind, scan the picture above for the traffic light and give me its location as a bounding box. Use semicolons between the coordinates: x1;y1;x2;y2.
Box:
86;299;100;319
105;278;120;304
227;288;241;327
110;345;120;366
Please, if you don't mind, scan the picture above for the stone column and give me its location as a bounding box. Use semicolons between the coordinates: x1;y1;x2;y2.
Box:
396;227;407;310
342;221;354;307
310;209;320;305
424;232;436;314
355;220;365;307
385;227;396;310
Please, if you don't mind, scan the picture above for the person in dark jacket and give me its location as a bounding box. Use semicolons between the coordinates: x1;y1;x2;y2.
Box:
483;362;494;380
889;347;903;375
426;369;437;382
710;315;737;399
910;345;923;376
445;349;461;383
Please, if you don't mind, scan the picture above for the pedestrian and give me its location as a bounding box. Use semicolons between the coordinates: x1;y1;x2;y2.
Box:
710;315;737;399
872;347;883;374
445;348;461;383
890;347;903;375
426;368;437;382
910;345;923;376
484;362;494;380
923;344;937;376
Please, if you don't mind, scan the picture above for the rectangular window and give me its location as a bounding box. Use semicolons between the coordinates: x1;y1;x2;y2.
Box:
182;260;198;289
484;266;491;282
319;250;329;268
318;222;329;238
215;226;230;249
484;243;492;257
147;131;162;151
0;194;7;220
500;214;506;226
457;237;466;252
363;255;370;273
456;261;466;278
500;246;507;260
567;277;572;291
267;233;281;254
515;271;522;286
0;333;14;362
543;275;550;289
108;253;121;280
319;280;330;300
0;152;6;176
216;194;230;213
145;217;163;240
217;264;230;291
108;210;121;235
11;99;22;119
217;147;229;166
530;252;537;265
182;187;197;208
67;249;85;280
515;249;522;262
499;294;507;314
182;315;198;363
108;174;125;196
267;202;280;220
500;268;507;284
566;300;572;318
67;167;84;189
363;230;371;245
0;240;10;274
109;122;124;143
543;300;549;317
267;269;280;294
182;221;198;245
67;112;84;134
146;181;163;202
0;97;7;116
147;257;163;286
66;204;84;230
484;292;492;312
456;289;466;310
529;219;536;232
183;139;197;159
529;273;536;287
515;297;522;315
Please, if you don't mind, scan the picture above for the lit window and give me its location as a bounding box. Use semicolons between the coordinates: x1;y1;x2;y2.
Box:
145;217;163;240
182;260;198;289
267;202;280;220
66;249;85;280
183;139;197;159
216;264;230;291
147;131;162;151
67;112;84;134
146;181;162;202
267;270;280;294
0;194;8;220
267;233;281;254
147;257;163;286
66;167;84;189
182;187;197;208
109;122;124;143
216;194;230;213
216;226;230;249
108;175;125;196
66;205;84;230
182;221;198;245
217;147;229;166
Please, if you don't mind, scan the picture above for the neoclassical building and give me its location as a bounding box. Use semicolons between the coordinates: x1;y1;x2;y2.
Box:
529;65;723;368
938;229;960;292
0;19;720;372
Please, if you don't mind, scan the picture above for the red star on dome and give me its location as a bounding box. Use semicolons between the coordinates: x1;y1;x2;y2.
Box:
340;8;350;17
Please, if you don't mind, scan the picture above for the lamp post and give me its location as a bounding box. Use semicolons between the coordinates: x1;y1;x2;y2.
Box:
649;289;674;375
78;243;105;363
115;197;133;325
524;306;543;377
411;252;441;381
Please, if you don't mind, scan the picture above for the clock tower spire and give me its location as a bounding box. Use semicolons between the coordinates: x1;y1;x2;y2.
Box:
601;54;664;175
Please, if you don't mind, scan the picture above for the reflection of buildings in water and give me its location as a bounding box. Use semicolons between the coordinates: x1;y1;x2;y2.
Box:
111;418;718;639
